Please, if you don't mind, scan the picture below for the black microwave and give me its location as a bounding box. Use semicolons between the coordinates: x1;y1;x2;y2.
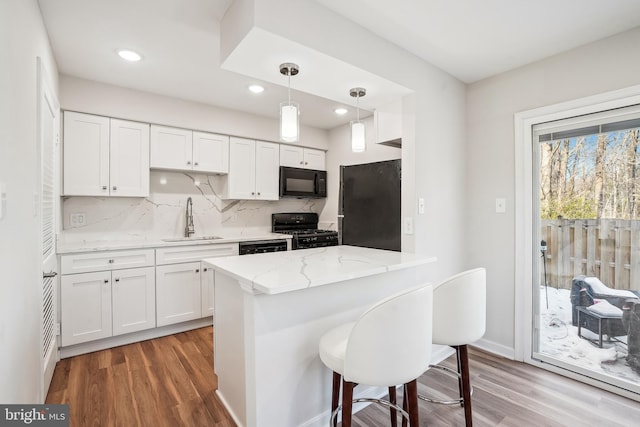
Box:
279;166;327;198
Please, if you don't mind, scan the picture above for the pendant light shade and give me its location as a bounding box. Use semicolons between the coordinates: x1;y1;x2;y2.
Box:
350;87;366;152
280;63;300;143
280;101;299;142
351;120;366;152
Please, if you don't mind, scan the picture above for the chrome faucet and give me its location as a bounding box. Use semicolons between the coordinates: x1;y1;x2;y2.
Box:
185;197;195;238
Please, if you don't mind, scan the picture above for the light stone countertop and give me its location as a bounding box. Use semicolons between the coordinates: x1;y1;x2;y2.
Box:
203;245;437;295
56;232;292;254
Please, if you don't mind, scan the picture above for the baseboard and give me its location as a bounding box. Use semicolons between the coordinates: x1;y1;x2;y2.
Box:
60;317;213;358
471;338;515;360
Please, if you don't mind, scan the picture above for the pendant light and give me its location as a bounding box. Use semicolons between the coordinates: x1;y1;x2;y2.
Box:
350;87;366;152
279;63;300;143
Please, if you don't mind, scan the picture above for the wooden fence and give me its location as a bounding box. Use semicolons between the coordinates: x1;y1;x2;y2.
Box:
540;219;640;291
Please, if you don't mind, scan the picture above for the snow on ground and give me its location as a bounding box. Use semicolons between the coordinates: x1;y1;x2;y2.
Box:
538;286;640;384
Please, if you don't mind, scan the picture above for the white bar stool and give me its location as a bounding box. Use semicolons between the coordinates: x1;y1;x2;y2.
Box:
418;268;486;427
319;283;433;427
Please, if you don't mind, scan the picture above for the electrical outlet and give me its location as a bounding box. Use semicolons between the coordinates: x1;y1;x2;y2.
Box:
418;197;425;215
404;217;414;235
495;198;506;213
70;213;86;226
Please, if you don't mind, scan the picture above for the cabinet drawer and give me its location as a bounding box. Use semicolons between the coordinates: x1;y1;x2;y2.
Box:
155;243;238;265
61;249;155;274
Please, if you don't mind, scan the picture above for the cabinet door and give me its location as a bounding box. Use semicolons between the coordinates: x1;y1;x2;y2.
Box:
110;119;150;197
156;262;202;326
201;264;214;317
112;267;156;336
303;148;326;170
150;125;193;170
227;137;256;199
255;141;280;200
193;131;229;174
279;145;304;168
63;112;110;196
61;271;112;346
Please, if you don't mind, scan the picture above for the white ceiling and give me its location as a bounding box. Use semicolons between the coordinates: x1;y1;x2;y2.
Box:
38;0;640;130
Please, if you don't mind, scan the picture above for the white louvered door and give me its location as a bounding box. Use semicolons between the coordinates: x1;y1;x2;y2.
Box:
38;58;59;401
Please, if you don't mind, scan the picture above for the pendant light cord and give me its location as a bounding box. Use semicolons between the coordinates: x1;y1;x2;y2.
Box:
356;94;360;122
288;71;291;105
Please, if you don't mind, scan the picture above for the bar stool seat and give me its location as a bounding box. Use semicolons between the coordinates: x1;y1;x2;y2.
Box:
319;284;433;427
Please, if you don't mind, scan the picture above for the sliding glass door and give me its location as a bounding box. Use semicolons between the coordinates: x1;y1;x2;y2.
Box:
532;105;640;395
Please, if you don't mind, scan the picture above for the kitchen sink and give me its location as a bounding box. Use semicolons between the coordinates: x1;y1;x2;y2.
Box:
162;236;224;242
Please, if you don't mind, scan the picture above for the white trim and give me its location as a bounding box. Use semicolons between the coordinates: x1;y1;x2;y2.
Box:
472;339;515;360
514;84;640;382
59;317;212;358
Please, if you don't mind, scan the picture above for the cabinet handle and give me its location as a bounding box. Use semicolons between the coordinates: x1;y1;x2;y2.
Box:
113;186;118;191
251;192;255;195
115;278;120;282
194;162;199;166
102;186;107;190
299;161;303;165
195;269;200;273
104;279;109;284
203;268;208;272
305;162;308;165
257;192;261;196
187;161;191;165
108;259;114;264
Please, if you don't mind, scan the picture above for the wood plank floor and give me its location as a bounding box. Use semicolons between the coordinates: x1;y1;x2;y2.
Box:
45;327;235;427
46;328;640;426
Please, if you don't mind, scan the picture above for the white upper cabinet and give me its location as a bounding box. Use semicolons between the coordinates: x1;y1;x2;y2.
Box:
193;131;229;173
63;112;110;196
280;145;325;170
63;111;149;197
149;125;192;170
150;125;229;174
110;119;150;197
224;137;279;200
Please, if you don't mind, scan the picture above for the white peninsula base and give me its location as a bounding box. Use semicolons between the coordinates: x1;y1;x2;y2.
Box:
204;246;444;427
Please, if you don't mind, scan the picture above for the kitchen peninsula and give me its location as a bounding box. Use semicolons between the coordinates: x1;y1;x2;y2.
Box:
203;245;441;427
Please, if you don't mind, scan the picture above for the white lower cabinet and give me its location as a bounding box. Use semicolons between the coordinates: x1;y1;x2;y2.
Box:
201;265;215;317
155;262;203;326
155;243;238;326
60;266;155;346
60;249;156;347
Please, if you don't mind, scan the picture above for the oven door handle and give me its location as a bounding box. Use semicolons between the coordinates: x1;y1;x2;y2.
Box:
314;173;319;195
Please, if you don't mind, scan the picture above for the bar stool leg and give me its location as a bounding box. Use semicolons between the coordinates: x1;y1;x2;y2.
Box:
402;384;409;427
389;386;398;427
331;372;341;427
456;346;464;407
342;380;354;427
406;379;419;427
459;345;473;427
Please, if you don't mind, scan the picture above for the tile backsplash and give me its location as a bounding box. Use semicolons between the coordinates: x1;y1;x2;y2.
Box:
59;171;326;243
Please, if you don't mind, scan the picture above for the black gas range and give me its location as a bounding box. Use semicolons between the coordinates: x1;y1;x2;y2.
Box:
272;212;338;250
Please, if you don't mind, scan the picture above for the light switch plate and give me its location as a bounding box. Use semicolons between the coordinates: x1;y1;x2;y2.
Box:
418;197;425;215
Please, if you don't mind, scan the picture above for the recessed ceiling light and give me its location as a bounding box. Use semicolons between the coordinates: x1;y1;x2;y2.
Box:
334;108;348;115
249;85;265;94
117;49;142;62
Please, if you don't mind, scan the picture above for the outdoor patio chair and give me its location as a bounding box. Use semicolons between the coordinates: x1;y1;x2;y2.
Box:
570;275;640;340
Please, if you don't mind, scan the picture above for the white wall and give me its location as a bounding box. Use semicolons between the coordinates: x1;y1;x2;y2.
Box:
319;116;401;230
466;28;640;353
60;75;329;150
0;0;59;403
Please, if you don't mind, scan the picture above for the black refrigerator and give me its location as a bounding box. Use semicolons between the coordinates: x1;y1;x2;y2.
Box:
339;159;401;251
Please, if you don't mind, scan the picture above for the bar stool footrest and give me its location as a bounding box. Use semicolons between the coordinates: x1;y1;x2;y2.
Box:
418;364;473;405
330;397;411;426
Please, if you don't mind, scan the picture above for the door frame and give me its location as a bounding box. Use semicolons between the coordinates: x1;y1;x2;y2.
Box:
514;84;640;401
